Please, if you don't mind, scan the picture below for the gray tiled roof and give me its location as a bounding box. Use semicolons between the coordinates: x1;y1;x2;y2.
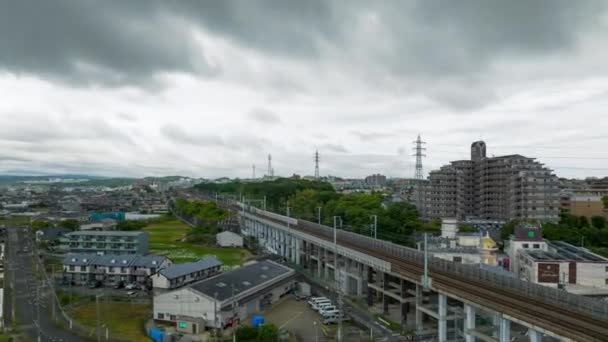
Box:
159;257;223;279
132;255;169;268
63;253;168;267
67;231;146;236
189;260;293;301
63;253;99;266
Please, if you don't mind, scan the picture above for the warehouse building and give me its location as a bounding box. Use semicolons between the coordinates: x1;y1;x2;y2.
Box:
152;257;223;290
518;241;608;293
153;260;295;333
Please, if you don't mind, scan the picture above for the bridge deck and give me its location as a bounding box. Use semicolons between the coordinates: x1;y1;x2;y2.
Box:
243;207;608;342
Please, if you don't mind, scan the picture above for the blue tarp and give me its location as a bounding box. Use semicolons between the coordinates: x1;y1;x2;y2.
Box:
251;315;265;328
149;328;164;342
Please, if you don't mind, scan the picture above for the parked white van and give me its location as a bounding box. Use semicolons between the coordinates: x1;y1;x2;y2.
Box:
307;297;328;306
312;300;332;311
319;306;338;315
323;312;350;324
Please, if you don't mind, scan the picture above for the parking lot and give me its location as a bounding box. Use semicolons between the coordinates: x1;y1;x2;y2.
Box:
265;297;366;342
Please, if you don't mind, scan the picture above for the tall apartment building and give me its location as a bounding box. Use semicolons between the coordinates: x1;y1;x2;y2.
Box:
419;141;560;222
59;230;149;255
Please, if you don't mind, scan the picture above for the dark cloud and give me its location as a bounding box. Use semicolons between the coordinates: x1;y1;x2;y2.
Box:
248;108;282;124
0;1;605;110
0;0;220;87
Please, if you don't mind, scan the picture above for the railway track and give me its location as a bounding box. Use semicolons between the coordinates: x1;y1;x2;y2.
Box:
243;210;608;341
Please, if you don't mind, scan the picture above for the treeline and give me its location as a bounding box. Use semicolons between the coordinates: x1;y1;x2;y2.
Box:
501;214;608;257
194;178;335;210
173;198;230;244
196;178;438;246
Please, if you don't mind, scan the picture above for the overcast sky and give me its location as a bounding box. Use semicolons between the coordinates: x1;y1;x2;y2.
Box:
1;1;608;179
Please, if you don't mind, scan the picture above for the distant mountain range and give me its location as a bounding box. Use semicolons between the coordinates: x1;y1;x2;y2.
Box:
0;174;195;185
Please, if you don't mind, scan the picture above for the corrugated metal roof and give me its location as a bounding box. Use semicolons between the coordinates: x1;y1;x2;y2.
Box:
159;257;222;279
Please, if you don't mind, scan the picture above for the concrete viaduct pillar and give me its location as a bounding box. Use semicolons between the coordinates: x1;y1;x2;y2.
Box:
498;316;511;342
382;272;389;315
464;304;475;342
438;293;447;342
415;284;423;332
528;329;542;342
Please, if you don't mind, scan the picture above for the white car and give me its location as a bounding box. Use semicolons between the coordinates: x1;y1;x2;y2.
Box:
307;297;328;306
125;283;138;290
319;306;338;315
312;300;332;311
126;291;137;297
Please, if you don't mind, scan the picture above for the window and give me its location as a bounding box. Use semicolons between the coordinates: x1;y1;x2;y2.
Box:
80;266;86;271
605;266;608;272
533;244;540;249
157;313;164;319
109;267;114;273
606;279;608;285
69;265;75;271
522;244;529;249
169;315;176;321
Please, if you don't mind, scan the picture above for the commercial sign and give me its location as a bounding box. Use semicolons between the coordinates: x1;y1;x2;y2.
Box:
537;263;560;283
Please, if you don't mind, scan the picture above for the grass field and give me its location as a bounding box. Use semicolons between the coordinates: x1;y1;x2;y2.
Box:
144;219;252;265
69;301;151;342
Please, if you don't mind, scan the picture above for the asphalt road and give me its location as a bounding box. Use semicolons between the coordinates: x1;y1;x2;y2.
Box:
5;227;87;342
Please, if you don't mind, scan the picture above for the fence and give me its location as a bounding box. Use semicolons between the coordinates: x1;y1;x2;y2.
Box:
242;203;608;321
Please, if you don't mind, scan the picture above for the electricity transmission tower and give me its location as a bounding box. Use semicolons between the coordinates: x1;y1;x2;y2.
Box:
413;134;426;216
314;150;320;179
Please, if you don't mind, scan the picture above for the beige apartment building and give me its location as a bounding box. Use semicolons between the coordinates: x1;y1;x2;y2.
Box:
418;141;560;222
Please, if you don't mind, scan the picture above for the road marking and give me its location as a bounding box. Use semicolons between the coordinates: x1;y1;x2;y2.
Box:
279;311;303;329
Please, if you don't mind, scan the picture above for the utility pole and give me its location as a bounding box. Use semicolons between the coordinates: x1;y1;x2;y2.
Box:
317;206;322;225
96;293;101;342
333;216;343;342
231;284;236;342
36;285;41;342
214;292;219;342
422;233;431;289
314;150;320;179
370;215;377;239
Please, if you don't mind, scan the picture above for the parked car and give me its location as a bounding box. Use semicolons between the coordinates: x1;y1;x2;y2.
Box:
126;291;137;297
307;297;328;306
113;281;124;289
88;281;101;289
125;283;138;290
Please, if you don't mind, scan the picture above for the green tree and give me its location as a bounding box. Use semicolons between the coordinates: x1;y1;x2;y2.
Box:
257;324;279;342
31;220;52;232
58;219;80;231
591;216;607;229
235;326;258;341
603;196;608;209
578;216;590;229
288;189;321;222
458;224;478;233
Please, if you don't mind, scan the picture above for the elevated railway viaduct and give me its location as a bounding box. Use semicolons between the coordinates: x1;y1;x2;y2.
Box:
235;203;608;342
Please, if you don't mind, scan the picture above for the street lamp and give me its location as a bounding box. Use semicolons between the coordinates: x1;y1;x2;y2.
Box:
313;321;319;342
